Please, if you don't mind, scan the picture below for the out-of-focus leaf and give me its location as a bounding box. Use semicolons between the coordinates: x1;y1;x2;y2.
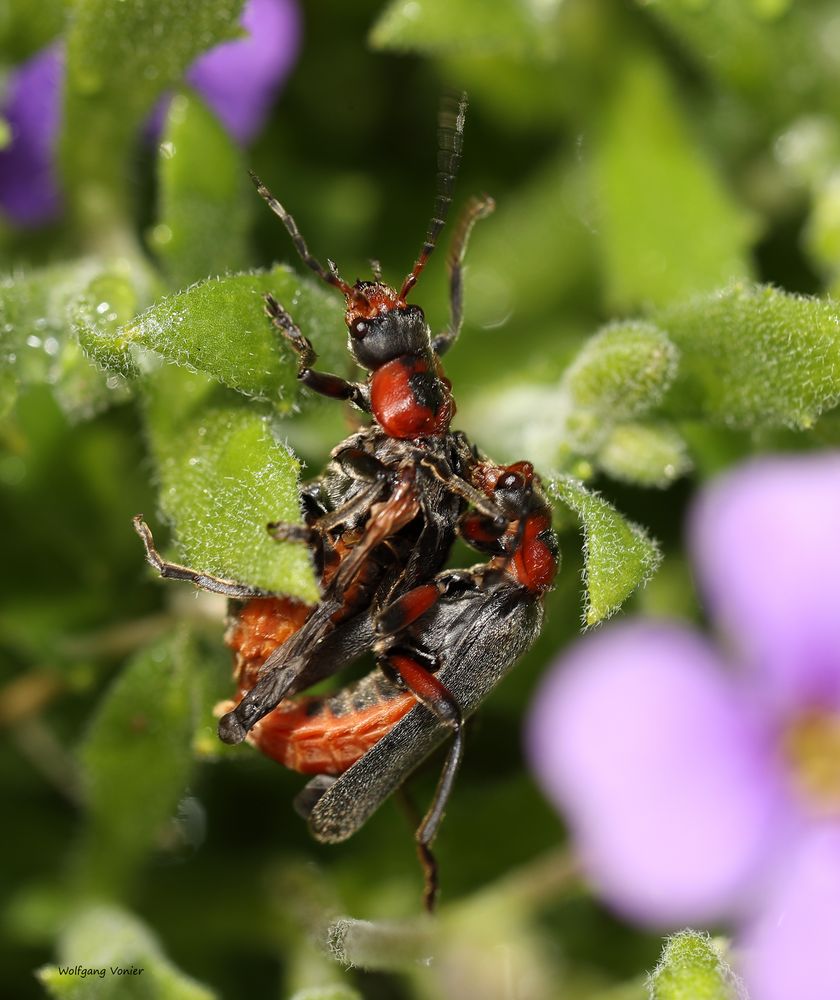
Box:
114;268;343;407
640;0;840;127
806;173;840;284
37;904;216;1000
0;259;131;419
549;476;661;626
595;56;754;310
370;0;563;58
61;0;244;235
0;0;64;60
657;282;840;429
463;153;597;333
649;930;744;1000
596;422;692;489
152;89;251;289
76;631;199;893
143;364;319;602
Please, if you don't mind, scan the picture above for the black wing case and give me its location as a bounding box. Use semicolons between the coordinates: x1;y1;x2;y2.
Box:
305;583;543;843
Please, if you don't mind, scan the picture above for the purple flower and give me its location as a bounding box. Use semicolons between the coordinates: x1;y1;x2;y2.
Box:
0;0;300;226
527;452;840;1000
0;45;64;225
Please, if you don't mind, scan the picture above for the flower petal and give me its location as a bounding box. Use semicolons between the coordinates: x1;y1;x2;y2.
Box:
739;823;840;1000
0;44;63;225
527;621;789;926
186;0;301;144
692;453;840;710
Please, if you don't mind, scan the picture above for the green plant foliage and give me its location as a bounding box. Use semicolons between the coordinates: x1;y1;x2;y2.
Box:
549;476;662;625
463;154;597;331
143;365;319;601
153;90;252;290
0;0;64;61
61;0;244;233
648;931;744;1000
0;260;104;416
595;56;754;310
115;268;343;406
370;0;563;57
597;422;692;488
657;282;840;428
76;632;200;894
74;271;143;380
562;321;679;423
37;904;216;1000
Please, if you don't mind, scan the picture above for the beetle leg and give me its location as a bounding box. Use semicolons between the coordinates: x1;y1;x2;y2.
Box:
374;572;473;638
332;478;420;595
265;294;370;411
133;516;265;599
414;452;506;528
381;646;464;912
432;194;496;357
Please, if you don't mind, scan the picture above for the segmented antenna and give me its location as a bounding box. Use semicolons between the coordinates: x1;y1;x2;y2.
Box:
399;92;468;302
249;170;357;299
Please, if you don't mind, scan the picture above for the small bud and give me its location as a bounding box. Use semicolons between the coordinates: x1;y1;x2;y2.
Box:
649;931;745;1000
597;422;692;488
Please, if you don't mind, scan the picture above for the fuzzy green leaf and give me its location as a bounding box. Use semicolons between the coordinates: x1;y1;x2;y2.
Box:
143;365;319;602
562;321;679;421
76;632;199;893
657;282;840;428
595;57;754;310
549;476;661;626
153;89;252;289
115;268;342;407
370;0;563;57
649;931;745;1000
597;422;692;488
37;904;215;1000
61;0;244;234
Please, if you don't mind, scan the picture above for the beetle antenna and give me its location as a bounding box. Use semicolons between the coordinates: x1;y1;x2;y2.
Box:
250;170;357;299
400;92;468;302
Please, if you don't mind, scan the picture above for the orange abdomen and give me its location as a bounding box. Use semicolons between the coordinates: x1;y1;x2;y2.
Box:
248;687;415;775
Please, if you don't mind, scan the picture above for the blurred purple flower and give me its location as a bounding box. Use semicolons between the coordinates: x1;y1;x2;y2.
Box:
528;452;840;1000
0;44;64;225
0;0;300;226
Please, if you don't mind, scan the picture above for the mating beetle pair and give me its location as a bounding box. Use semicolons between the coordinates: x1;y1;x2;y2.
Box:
135;93;558;910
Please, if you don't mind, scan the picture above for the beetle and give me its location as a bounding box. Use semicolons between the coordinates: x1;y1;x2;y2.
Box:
134;93;558;908
232;459;558;908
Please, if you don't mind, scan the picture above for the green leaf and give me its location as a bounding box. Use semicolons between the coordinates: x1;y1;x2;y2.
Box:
562;321;679;422
648;931;744;1000
143;365;319;602
657;282;840;428
549;476;661;626
37;904;216;1000
0;259;130;420
152;89;252;289
61;0;244;236
115;268;343;407
74;271;143;380
76;631;199;894
640;0;838;127
370;0;563;58
0;0;65;61
597;422;691;488
462;153;597;332
595;56;754;310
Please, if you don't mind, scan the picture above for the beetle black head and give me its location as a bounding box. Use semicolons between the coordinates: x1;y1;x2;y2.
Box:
344;281;431;370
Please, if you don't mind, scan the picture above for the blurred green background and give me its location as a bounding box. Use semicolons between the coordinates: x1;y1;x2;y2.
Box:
3;1;840;997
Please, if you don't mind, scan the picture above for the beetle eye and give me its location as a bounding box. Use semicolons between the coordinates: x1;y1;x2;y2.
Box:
352;320;368;339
